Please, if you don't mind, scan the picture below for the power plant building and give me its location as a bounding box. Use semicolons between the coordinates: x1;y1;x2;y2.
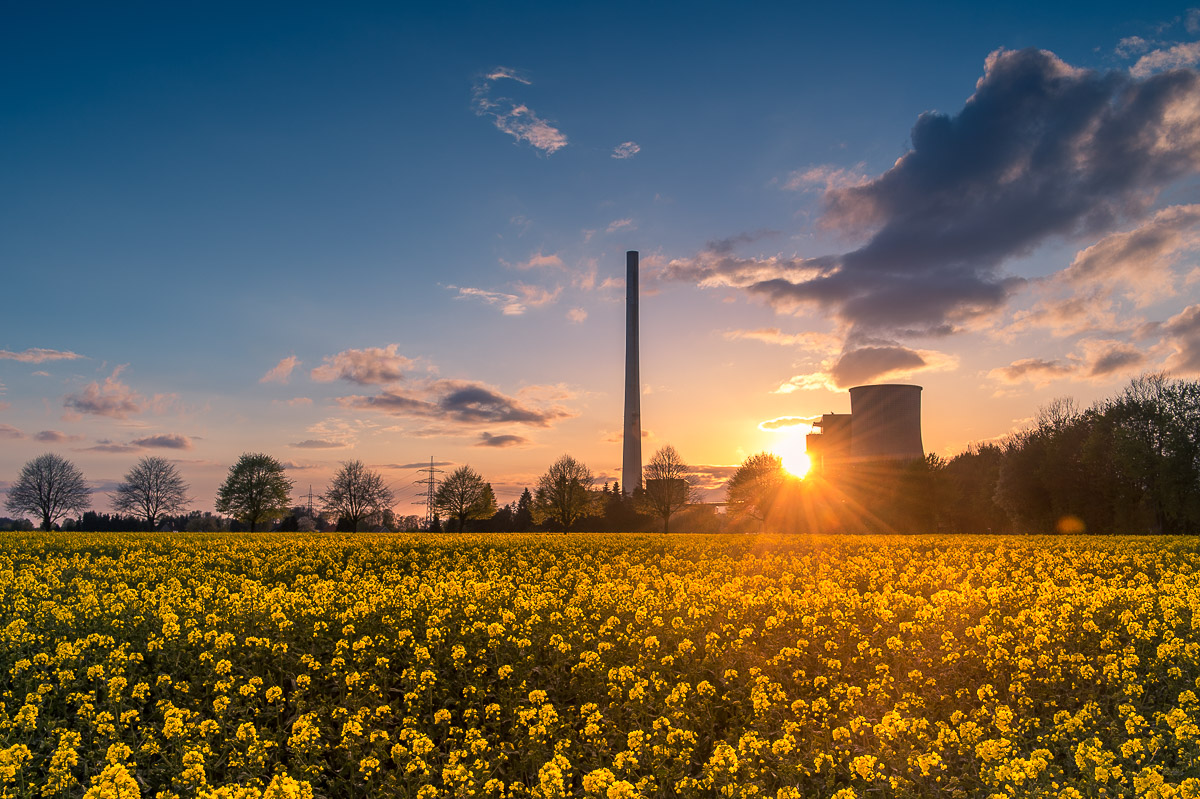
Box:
807;384;924;471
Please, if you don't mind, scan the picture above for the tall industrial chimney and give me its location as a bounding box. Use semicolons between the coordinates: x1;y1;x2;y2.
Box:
622;251;642;495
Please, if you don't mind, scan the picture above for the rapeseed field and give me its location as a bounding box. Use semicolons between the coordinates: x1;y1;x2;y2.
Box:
1;533;1198;798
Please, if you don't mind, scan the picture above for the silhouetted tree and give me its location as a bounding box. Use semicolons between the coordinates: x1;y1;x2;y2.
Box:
5;453;92;531
640;444;698;533
434;466;496;532
215;453;293;533
112;456;191;528
726;452;789;531
321;460;395;532
533;455;596;531
514;488;534;531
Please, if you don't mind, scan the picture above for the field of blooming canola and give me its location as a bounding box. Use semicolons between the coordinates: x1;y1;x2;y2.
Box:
1;533;1199;799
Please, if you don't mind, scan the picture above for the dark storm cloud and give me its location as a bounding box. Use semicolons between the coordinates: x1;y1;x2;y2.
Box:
667;49;1200;338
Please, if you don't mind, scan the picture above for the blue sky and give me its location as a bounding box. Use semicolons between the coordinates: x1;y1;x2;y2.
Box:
4;2;1200;517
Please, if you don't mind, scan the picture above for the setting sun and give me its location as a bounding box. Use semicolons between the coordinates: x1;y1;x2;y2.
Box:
781;449;812;478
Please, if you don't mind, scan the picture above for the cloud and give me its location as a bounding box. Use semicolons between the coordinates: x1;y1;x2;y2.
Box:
607;218;635;233
290;439;347;449
472;68;568;154
83;440;143;454
1189;9;1200;34
1116;36;1155;58
34;430;85;443
515;283;561;308
1007;205;1200;337
1062;204;1200;304
275;397;313;407
758;416;817;431
777;345;958;392
311;345;413;385
0;424;22;439
453;284;560;315
280;460;323;471
1163;303;1200;372
0;348;85;363
475;432;530;448
723;327;842;350
453;286;526;315
668;49;1200;339
338;379;575;428
131;433;193;450
1131;41;1200;77
989;358;1075;385
782;163;869;193
1077;339;1147;377
260;356;300;384
567;308;588;323
612;141;641;159
63;366;145;419
516;252;564;270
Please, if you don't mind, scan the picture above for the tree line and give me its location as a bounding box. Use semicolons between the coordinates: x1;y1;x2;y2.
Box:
5;374;1198;534
726;374;1200;535
0;444;700;534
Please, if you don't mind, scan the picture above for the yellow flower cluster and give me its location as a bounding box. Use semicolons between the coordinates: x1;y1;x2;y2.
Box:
1;531;1199;797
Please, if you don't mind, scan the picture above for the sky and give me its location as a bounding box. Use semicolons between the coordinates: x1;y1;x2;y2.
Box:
3;1;1200;518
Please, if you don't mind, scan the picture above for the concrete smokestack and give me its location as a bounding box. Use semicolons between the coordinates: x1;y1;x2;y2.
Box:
622;251;642;495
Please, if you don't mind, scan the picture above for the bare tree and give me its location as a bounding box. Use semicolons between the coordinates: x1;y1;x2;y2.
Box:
321;460;395;532
112;456;190;528
533;454;596;531
640;444;698;534
433;465;496;532
725;452;789;531
215;453;293;532
5;453;92;531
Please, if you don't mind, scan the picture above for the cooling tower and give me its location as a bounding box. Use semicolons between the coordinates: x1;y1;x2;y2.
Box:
848;384;923;461
622;251;642;494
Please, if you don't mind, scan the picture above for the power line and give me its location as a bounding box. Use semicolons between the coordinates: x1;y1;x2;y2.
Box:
414;456;444;528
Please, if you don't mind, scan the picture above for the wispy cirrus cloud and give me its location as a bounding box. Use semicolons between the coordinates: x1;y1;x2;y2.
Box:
0;348;84;363
0;424;22;439
451;283;561;316
260;355;300;384
607;218;635;234
722;327;841;351
472;67;568;154
781;163;868;193
311;345;413;385
758;416;817;431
